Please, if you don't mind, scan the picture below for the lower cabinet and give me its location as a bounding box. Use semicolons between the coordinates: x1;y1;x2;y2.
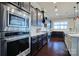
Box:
71;37;79;56
65;34;79;56
31;37;38;55
38;36;43;49
77;40;79;55
31;34;48;56
71;38;78;56
51;31;64;38
42;34;47;46
65;34;71;54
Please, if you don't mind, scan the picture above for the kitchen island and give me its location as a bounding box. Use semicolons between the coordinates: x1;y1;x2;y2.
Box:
65;33;79;56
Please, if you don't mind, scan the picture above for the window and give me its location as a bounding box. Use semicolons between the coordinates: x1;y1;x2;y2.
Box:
53;22;68;30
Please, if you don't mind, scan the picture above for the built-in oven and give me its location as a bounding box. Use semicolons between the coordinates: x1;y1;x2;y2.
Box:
2;32;30;56
0;3;31;56
7;37;30;56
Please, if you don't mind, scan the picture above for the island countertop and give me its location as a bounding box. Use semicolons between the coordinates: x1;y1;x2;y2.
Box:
66;33;79;37
31;31;47;37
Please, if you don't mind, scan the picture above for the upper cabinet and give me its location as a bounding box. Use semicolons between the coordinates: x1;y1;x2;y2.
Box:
30;6;43;27
10;2;30;12
30;7;37;26
21;2;30;12
38;10;43;27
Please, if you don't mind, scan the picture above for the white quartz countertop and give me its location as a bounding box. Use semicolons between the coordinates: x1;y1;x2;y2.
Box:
31;31;47;37
67;33;79;37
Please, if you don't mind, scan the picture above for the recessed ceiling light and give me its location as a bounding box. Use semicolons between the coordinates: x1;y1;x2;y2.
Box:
54;6;58;12
7;7;10;11
11;9;14;13
55;8;58;12
56;13;59;16
75;9;78;12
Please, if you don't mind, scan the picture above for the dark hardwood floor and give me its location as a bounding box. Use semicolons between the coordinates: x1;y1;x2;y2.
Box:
36;37;71;56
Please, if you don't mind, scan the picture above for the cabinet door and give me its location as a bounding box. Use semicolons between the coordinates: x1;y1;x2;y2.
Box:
38;11;43;27
0;39;1;55
31;37;38;55
68;36;72;54
42;34;47;46
30;7;37;26
71;38;78;56
38;36;42;49
77;39;79;56
21;2;30;12
65;35;69;49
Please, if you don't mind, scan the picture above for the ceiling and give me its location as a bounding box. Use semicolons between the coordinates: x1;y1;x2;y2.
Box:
31;2;79;20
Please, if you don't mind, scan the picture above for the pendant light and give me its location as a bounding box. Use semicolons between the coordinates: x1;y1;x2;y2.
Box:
73;6;76;32
74;2;79;32
42;10;45;24
73;6;76;20
54;6;58;12
41;10;48;28
44;17;47;27
76;2;79;20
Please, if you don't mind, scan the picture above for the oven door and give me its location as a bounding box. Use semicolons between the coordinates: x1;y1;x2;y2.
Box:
7;37;30;56
8;12;27;27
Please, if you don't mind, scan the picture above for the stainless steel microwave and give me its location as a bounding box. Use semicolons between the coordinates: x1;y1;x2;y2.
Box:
1;4;30;32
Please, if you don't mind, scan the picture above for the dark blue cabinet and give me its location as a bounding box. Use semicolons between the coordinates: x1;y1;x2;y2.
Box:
31;33;48;56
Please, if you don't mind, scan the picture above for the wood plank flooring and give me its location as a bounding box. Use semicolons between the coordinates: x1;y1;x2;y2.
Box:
36;37;71;56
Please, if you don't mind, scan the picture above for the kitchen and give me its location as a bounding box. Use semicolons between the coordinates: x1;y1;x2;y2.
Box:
0;2;79;56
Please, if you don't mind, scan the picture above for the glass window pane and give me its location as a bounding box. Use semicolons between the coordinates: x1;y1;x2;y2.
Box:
54;26;58;29
64;26;67;29
53;21;68;30
61;26;63;29
58;26;60;29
